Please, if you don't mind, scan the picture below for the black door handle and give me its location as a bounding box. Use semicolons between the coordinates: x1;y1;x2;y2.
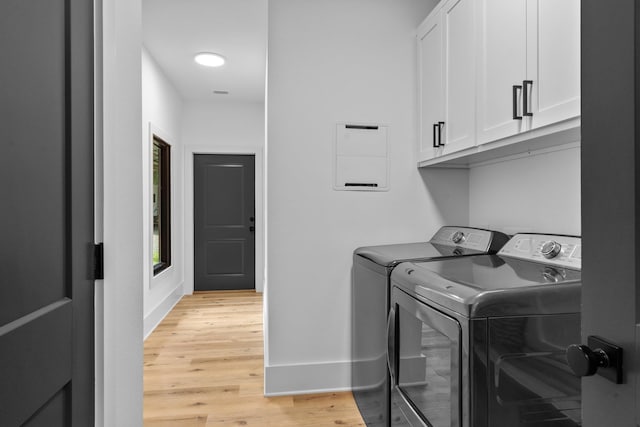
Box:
523;80;533;116
249;226;255;232
566;335;623;384
513;85;523;120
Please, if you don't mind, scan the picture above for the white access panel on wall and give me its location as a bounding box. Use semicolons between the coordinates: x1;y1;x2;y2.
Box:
334;123;389;191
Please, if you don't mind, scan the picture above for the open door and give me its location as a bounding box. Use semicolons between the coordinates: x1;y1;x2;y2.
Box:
579;1;638;425
0;0;95;425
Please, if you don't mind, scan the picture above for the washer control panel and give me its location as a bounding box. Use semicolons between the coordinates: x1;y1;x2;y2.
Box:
430;226;508;252
498;233;581;270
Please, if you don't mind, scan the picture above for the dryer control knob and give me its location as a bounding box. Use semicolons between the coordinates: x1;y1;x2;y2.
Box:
452;231;465;244
541;241;562;259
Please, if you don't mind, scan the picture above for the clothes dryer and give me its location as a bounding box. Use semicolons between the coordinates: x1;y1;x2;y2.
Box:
388;233;582;427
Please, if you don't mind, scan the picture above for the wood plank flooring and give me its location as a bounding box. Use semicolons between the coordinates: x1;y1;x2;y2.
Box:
144;290;365;426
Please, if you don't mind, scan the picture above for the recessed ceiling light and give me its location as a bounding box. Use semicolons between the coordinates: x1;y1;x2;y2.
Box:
194;52;226;67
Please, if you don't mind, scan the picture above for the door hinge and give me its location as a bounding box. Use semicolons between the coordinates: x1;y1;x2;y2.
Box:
94;243;104;280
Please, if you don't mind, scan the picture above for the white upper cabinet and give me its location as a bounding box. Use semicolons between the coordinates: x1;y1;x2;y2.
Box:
417;0;580;166
526;0;580;129
476;0;527;144
417;0;476;162
477;0;580;145
442;0;476;154
418;6;443;162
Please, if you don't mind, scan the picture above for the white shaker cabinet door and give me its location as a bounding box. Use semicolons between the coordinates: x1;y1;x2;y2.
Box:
477;0;527;144
417;8;444;162
526;0;580;129
441;0;476;155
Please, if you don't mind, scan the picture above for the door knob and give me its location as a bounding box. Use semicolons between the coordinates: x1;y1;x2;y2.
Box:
566;335;623;384
566;345;608;377
249;226;255;232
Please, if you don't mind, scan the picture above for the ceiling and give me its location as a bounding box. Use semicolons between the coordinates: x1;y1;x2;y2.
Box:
142;0;267;103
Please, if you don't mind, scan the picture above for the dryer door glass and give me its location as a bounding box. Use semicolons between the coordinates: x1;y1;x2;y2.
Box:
393;289;462;427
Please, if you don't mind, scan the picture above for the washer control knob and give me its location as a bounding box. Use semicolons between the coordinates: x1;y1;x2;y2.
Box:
541;241;562;259
452;231;465;244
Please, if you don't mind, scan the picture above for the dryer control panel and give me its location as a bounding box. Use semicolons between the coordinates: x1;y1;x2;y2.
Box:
430;226;509;253
498;233;582;270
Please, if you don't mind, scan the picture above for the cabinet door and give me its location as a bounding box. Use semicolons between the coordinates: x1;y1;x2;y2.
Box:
526;0;580;129
477;0;527;144
417;9;443;162
441;0;476;155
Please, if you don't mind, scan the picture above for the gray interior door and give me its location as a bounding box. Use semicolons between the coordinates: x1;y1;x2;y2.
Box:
581;1;638;425
194;154;256;291
0;0;95;425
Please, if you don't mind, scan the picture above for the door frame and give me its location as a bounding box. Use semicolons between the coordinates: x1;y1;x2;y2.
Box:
184;146;265;294
95;0;145;425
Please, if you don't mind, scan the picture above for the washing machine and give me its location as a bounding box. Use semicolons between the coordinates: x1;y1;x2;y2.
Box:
388;233;582;427
352;226;509;426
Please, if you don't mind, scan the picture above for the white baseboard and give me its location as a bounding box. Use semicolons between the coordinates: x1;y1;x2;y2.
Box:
143;284;183;340
264;360;352;396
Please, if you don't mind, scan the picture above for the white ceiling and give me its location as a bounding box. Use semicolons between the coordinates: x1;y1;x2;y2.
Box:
142;0;267;103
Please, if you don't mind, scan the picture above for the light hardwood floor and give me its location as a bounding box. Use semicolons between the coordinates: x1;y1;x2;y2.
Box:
144;290;365;426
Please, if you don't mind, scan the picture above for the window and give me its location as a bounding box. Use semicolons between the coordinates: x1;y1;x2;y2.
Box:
153;135;171;274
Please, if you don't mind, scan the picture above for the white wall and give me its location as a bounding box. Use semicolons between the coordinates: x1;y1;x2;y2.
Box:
265;0;467;395
182;101;265;146
181;101;266;293
469;144;581;236
98;0;144;424
141;48;185;338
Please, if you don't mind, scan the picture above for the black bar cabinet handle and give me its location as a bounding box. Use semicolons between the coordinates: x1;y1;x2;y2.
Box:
523;80;533;116
433;123;439;148
513;85;522;120
438;122;445;146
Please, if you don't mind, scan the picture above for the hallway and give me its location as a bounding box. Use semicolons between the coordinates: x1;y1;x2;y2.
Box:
143;291;365;426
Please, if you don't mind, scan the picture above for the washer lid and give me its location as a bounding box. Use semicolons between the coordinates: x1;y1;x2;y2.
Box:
392;255;581;317
354;242;483;267
354;226;509;267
